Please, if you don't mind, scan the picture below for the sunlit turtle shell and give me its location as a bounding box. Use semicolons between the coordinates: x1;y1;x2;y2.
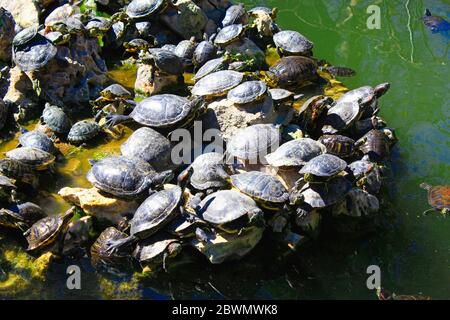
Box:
192;57;227;81
322;100;361;134
126;0;167;19
420;183;450;212
193;40;217;67
188;152;229;191
133;233;181;266
13;34;57;72
19;130;56;154
100;84;132;100
67;120;101;144
318;134;356;158
192;70;243;97
12;26;39;47
273;30;313;55
222;4;248;27
267;56;318;87
299;154;347;178
147;48;184;75
300;177;352;208
265;138;326;168
227;81;267;105
214;24;244;46
41;104;71;134
6;147;55;170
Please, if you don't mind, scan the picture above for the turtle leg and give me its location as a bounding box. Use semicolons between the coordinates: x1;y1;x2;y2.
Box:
422;208;436;216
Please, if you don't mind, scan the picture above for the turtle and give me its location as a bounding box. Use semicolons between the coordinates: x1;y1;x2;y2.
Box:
13;32;57;72
299;154;347;183
377;287;432;300
104;184;186;254
354;129;396;162
40;103;72;135
227;80;267;105
227;124;280;163
222;4;249;27
192;57;228;81
120;127;172;171
195;190;264;234
124;38;151;53
12;25;40;47
265;138;327;169
273;30;314;56
174;37;198;67
0;174;16;202
193;36;217;68
347;159;383;194
161;44;177;52
24;207;75;253
352;115;387;138
0;202;46;232
422;9;450;34
0;8;16;61
86;17;112;37
90;227;135;275
318;135;356;158
420;183;450;216
0;158;36;184
322;100;361;134
333;188;380;217
296;95;333;133
6;147;55;170
143;48;184;75
99;84;133;102
230;171;302;210
45;31;70;45
18;130;57;155
50;17;86;35
133;233;182;271
67;120;101;144
192;70;243;97
87;156;173;199
126;0;168;19
265;56;321;88
214;24;245;46
269;88;303;105
165;214;207;239
248;7;278;19
104;95;205;130
44;4;76;28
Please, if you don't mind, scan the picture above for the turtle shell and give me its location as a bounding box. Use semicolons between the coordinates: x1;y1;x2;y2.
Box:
197;190;262;230
45;4;75;27
6;147;55;170
120;127;172;171
126;0;166;19
87;156;155;198
26;207;74;251
348;160;374;179
231;171;289;206
192;70;243;97
19;130;56;154
269;88;294;102
273;30;314;55
148;49;184;75
129;94;190;127
268;56;318;87
0;158;34;180
0;202;46;230
222;4;248;27
214;24;244;46
300;177;352;208
227;81;267;105
67;120;101;143
12;26;39;47
355;129;390;161
101;84;132;100
193;40;217;67
130;186;182;239
193;57;227;81
174;39;197;62
13;35;57;72
318;134;356;158
133;233;180;264
41;105;71;134
265;138;327;168
0;175;16;189
299;154;347;177
227;124;280;162
322;100;361;134
189;152;229;190
423;185;450;211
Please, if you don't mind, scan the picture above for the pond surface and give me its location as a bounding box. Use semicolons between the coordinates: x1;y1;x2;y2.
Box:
1;0;449;299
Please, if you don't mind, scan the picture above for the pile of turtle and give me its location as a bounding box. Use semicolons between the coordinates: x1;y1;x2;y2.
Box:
0;0;447;279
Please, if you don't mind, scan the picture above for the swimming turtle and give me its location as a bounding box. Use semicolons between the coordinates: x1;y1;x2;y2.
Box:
377;287;432;301
40;103;72;135
87;156;173;199
318;135;356;158
214;24;245;46
347;159;382;194
18;130;57;155
104;95;205;129
67;120;101;144
322;100;361;134
126;0;168;19
133;233;182;271
273;30;314;56
227;80;267;105
354;129;396;162
266;56;321;88
195;190;264;234
6;147;55;170
193;36;217;68
227;124;280;163
120;127;172;171
0;202;46;232
420;183;450;216
24;207;75;253
192;70;243;97
222;4;248;27
265;138;327;168
192;57;228;81
299;154;347;183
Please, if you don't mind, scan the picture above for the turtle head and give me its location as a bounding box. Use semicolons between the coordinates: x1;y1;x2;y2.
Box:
288;191;304;206
374;82;390;98
177;167;194;191
167;241;182;257
148;170;174;190
189;96;207;116
419;183;432;191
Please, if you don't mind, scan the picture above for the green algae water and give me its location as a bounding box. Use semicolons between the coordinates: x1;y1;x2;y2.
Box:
1;0;449;299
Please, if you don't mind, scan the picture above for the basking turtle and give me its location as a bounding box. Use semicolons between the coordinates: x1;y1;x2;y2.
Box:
44;4;76;28
12;25;40;47
348;159;382;194
214;24;245;46
105;95;205;130
86;17;112;37
24;207;75;253
133;233;182;271
0;174;16;202
18;130;57;155
195;190;264;234
95;84;133;108
124;38;151;53
45;31;70;45
67;120;101;144
299;154;347;183
222;4;248;27
142;48;184;75
227;81;267;105
273;30;314;56
420;183;450;215
322;100;361;134
120;127;172;171
377;287;432;300
333;188;379;217
227;124;280;163
165;214;207;239
40;103;72;135
0;202;46;232
87;156;173;199
0;158;36;184
265;138;327;169
269;88;303;105
318;135;356;158
248;7;278;19
355;129;396;162
266;56;321;88
191;70;243;97
193;35;217;68
296;95;333;133
6;147;55;171
192;57;228;81
174;37;197;68
126;0;168;19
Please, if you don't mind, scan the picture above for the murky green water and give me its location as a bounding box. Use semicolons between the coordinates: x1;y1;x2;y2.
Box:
1;0;449;299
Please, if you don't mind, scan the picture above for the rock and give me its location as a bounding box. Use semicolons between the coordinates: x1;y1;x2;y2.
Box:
134;64;180;96
58;187;139;225
161;0;207;40
0;0;40;28
0;8;15;62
